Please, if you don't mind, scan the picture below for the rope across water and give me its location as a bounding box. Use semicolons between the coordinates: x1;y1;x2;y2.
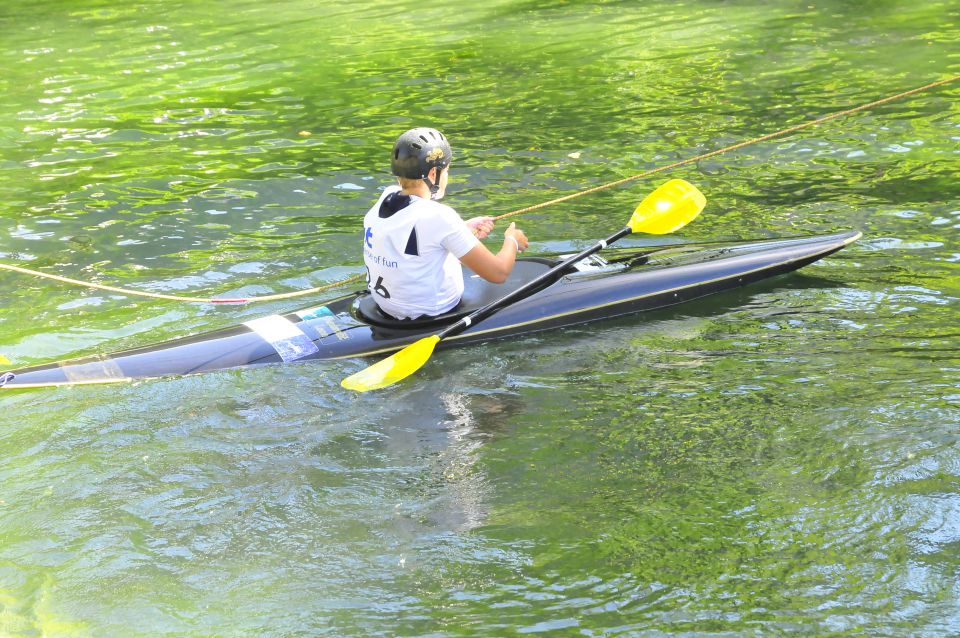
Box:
493;74;960;221
0;262;364;304
2;74;957;304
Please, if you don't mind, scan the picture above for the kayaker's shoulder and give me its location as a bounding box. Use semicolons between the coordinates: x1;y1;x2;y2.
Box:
416;198;462;222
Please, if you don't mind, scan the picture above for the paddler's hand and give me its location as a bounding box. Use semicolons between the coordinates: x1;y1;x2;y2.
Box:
504;222;529;253
466;216;495;239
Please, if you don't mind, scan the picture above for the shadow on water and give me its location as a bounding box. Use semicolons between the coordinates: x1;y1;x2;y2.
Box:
309;386;527;534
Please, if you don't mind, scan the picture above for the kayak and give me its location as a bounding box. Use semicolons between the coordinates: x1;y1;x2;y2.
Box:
0;230;860;390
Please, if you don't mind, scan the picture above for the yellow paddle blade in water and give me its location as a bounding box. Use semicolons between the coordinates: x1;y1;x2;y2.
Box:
629;179;706;234
341;335;441;392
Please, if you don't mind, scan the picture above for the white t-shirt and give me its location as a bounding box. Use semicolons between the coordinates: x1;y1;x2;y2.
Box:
362;185;480;319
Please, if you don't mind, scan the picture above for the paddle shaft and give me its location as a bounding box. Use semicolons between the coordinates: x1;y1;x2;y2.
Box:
436;226;632;341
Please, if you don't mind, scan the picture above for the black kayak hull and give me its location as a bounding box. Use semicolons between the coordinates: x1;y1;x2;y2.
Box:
0;231;860;389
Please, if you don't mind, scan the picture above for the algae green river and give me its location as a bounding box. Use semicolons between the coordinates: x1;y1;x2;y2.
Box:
1;0;958;635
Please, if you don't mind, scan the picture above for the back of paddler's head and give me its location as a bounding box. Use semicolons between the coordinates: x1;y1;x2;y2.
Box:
391;127;452;179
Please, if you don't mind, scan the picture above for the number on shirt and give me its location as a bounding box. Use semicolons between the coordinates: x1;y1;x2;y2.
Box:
373;275;391;299
364;267;390;298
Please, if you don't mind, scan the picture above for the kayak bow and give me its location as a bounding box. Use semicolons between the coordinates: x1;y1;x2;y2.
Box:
0;230;860;390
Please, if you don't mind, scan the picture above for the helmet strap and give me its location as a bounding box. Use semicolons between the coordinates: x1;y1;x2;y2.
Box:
423;166;444;200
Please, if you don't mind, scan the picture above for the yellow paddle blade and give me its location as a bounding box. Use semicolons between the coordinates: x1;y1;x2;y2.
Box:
341;335;441;392
0;355;9;366
629;179;706;234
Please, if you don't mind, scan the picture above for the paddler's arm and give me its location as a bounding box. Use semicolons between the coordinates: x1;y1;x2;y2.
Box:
459;222;529;284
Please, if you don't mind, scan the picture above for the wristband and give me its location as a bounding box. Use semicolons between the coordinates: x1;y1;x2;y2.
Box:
507;236;521;253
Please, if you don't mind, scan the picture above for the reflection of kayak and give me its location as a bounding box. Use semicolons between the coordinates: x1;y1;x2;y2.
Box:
0;231;860;390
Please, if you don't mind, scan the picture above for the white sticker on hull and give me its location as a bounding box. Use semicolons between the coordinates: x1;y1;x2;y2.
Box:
61;355;126;383
243;315;319;362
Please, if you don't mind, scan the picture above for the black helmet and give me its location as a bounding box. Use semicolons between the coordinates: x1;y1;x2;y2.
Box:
391;127;452;182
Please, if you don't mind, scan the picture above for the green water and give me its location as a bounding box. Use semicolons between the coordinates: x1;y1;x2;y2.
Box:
1;0;958;635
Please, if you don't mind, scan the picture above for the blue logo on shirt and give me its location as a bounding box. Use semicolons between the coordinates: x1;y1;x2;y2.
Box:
364;226;374;249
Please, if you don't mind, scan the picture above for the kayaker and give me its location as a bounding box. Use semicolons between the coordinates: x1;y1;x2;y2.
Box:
362;127;530;320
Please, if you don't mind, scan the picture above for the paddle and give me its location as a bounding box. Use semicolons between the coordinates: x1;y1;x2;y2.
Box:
341;178;706;392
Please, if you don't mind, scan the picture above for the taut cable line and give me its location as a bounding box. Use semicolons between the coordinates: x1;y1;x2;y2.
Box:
2;74;957;304
0;261;364;304
493;74;960;221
